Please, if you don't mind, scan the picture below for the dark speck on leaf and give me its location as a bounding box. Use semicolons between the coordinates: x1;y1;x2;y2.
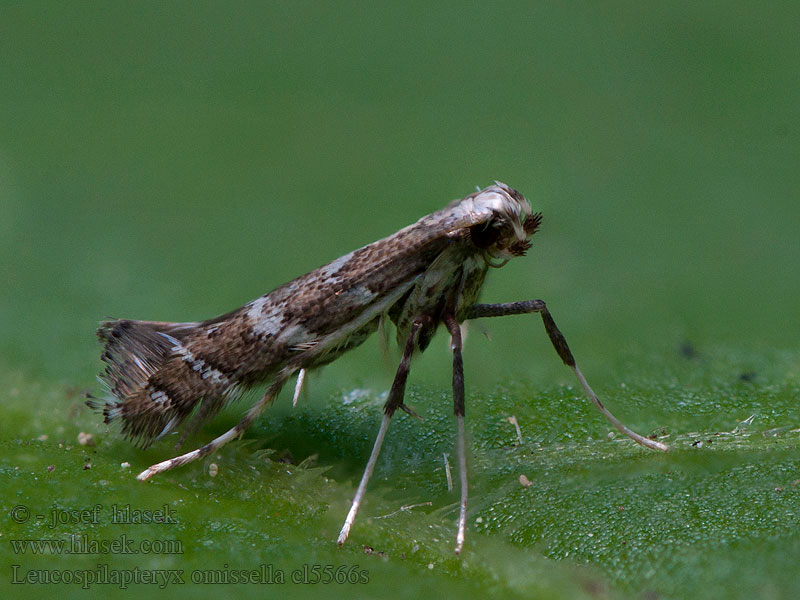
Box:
679;341;698;359
276;450;296;464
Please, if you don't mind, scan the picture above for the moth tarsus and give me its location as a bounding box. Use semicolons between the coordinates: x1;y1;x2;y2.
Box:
291;368;306;407
91;181;667;554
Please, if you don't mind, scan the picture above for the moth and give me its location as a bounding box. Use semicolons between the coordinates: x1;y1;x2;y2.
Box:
89;182;667;554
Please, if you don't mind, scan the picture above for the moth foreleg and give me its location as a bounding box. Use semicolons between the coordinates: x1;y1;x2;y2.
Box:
444;315;468;554
337;320;423;547
467;301;668;452
137;376;289;481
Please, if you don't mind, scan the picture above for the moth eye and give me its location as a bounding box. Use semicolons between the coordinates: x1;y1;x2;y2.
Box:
469;219;502;249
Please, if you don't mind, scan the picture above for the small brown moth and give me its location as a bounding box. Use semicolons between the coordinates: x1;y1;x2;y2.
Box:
89;182;668;553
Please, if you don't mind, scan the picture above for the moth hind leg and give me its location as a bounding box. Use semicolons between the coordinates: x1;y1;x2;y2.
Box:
467;301;668;452
137;376;288;481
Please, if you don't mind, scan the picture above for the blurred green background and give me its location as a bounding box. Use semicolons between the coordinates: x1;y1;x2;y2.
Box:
1;2;798;599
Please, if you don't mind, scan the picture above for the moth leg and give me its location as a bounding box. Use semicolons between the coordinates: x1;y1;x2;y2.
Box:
467;301;668;452
337;320;422;546
137;376;288;481
444;315;468;554
292;368;306;407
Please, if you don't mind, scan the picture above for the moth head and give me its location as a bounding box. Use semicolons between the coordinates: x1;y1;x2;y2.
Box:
462;182;541;262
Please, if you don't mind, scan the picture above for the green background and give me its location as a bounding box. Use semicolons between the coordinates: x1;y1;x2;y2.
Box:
1;2;798;599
